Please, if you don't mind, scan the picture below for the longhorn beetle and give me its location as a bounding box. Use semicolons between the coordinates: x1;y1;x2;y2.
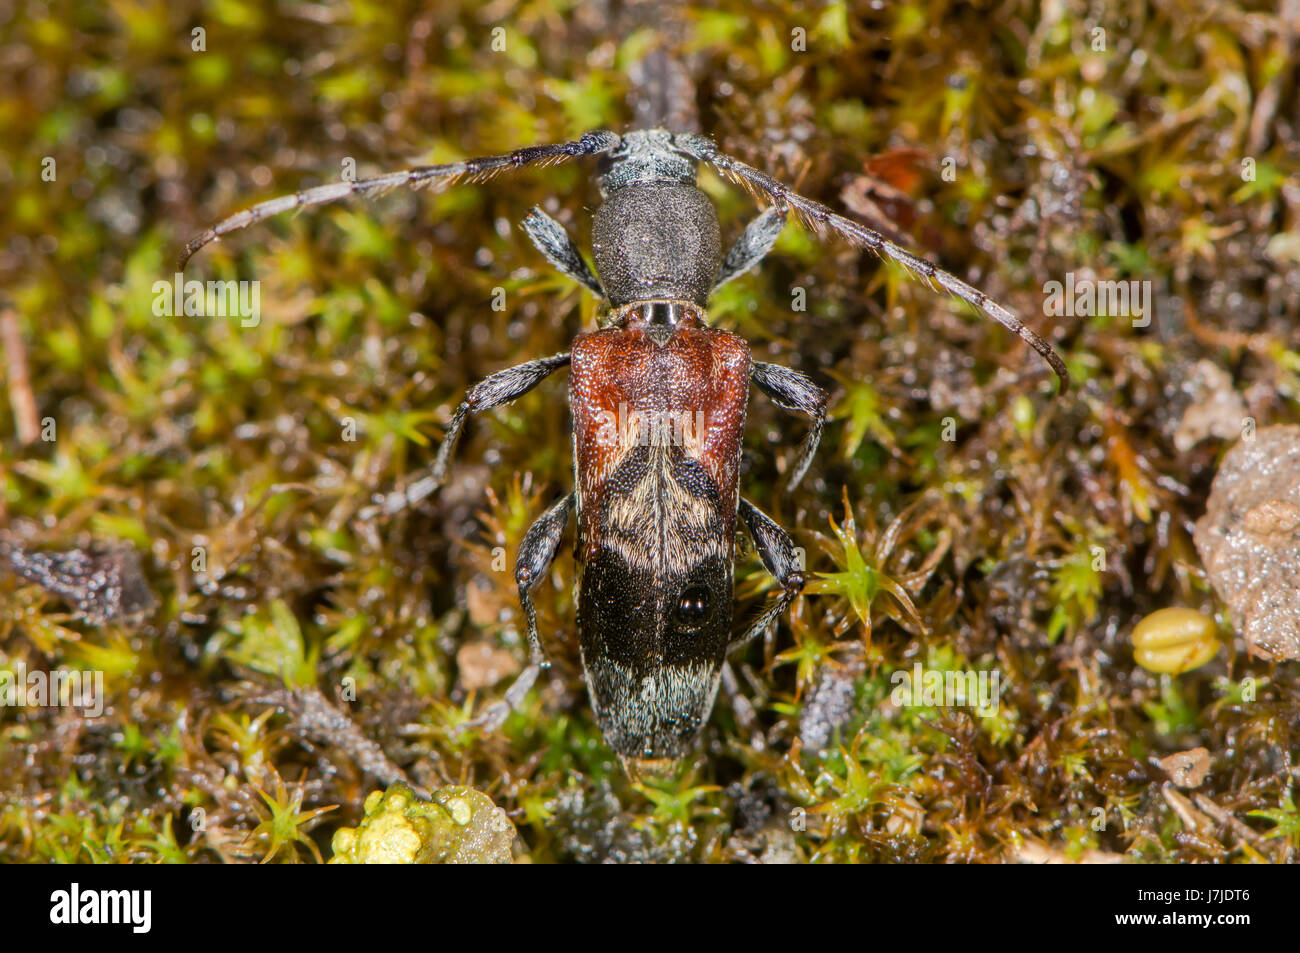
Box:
181;126;1067;776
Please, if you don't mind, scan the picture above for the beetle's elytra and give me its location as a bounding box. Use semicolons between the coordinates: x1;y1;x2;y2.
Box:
570;305;756;768
182;123;1066;775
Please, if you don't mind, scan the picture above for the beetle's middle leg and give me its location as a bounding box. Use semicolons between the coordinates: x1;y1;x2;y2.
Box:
466;492;574;732
363;352;571;518
752;361;828;492
732;497;805;647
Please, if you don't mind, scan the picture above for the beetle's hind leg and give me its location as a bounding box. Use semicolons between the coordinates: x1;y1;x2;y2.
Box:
513;492;574;669
752;361;828;492
732;498;805;647
360;352;571;520
464;492;574;733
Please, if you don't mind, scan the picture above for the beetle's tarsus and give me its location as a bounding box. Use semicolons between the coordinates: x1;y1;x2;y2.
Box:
357;473;444;522
720;661;762;742
463;663;541;736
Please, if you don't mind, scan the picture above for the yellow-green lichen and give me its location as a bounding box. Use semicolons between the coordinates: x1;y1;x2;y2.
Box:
329;783;517;864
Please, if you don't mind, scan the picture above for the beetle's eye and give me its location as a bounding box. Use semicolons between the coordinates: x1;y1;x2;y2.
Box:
675;584;712;628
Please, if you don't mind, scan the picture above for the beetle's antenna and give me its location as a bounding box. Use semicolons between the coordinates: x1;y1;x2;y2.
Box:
178;130;621;269
674;133;1069;393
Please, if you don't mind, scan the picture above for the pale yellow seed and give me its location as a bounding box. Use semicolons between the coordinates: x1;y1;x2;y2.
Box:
1132;608;1219;674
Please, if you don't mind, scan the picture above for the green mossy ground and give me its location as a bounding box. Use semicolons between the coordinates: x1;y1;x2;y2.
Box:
1;0;1297;862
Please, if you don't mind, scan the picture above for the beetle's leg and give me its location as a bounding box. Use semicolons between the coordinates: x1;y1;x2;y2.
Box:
179;130;622;267
732;497;805;647
752;361;828;492
520;207;604;297
673;132;1068;392
466;492;574;733
513;492;574;668
361;353;571;519
720;661;760;737
714;205;787;290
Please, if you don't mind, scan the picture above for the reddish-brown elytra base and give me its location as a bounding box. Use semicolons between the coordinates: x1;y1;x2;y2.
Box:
571;302;750;532
569;300;751;766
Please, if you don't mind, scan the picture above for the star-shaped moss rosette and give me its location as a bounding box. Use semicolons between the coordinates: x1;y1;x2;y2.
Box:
803;488;953;643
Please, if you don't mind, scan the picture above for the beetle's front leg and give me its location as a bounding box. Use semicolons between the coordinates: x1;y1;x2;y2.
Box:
714;205;787;289
520;207;604;297
732;497;805;646
362;352;571;519
465;492;574;733
752;361;828;492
